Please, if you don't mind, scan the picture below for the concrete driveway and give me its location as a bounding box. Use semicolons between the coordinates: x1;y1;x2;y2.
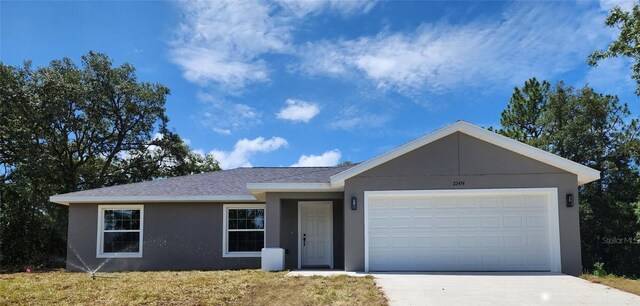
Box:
372;272;640;305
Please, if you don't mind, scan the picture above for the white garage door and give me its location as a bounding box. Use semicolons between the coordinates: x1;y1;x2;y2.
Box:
365;189;561;272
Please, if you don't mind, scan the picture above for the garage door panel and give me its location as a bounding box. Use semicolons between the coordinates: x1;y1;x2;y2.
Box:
434;216;457;227
434;198;457;208
459;236;479;247
503;216;523;227
501;196;524;208
526;216;547;227
504;235;524;246
391;217;411;228
413;236;434;247
367;191;555;272
369;218;390;229
479;197;500;208
413;216;433;227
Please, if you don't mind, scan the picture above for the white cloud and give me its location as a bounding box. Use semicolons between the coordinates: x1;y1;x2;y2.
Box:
192;149;206;157
291;149;341;167
170;0;376;91
277;0;376;17
329;105;391;130
599;0;636;11
213;128;232;136
298;3;611;96
170;0;289;90
584;57;636;95
210;136;288;169
276;99;320;122
197;92;262;135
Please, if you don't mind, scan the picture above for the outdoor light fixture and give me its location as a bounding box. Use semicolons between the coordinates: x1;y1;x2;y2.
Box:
566;193;574;207
351;196;357;210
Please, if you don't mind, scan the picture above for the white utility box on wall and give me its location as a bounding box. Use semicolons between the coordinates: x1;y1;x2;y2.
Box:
261;248;285;271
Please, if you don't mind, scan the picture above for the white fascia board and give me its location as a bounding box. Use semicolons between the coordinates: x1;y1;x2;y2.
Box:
330;122;459;187
458;123;600;185
330;121;600;187
49;194;258;205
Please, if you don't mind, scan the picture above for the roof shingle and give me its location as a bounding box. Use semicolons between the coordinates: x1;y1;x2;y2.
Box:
54;165;356;198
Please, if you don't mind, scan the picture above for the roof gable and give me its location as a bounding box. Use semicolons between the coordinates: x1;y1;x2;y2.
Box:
330;121;600;186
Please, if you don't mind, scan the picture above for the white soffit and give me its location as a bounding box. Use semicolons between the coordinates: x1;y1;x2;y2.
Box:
330;121;600;186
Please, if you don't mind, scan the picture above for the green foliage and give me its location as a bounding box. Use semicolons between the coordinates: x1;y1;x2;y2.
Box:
0;52;220;271
593;262;608;277
588;3;640;96
497;79;640;277
499;77;550;145
337;161;354;167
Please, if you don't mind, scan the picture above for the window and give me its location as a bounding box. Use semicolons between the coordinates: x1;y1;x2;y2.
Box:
223;204;265;257
97;205;143;258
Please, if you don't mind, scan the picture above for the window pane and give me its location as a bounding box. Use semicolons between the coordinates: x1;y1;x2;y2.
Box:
104;209;140;230
227;208;265;230
251;213;264;229
103;232;140;253
237;209;247;219
228;231;264;252
238;219;247;229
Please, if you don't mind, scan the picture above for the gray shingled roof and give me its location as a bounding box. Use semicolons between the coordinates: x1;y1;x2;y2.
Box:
54;165;356;198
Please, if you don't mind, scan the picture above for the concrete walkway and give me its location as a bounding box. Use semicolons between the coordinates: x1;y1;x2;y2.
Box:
372;272;640;305
286;270;366;277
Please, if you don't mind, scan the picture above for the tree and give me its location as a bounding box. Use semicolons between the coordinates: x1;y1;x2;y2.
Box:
588;3;640;96
499;78;550;145
113;130;219;185
0;52;219;270
497;80;640;276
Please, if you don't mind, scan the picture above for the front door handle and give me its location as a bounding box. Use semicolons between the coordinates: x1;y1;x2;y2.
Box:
303;233;306;246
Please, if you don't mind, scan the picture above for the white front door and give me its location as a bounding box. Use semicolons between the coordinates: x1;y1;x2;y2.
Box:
299;201;333;268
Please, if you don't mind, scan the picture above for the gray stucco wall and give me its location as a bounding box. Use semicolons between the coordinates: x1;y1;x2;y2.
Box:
343;132;583;275
67;202;262;272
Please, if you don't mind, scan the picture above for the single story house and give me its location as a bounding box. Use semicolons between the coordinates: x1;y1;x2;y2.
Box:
51;121;600;275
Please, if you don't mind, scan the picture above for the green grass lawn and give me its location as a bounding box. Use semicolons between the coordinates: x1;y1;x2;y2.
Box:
0;270;387;305
581;274;640;296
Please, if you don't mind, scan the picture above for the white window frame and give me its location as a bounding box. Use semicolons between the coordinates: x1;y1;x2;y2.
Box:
222;204;266;257
96;204;144;258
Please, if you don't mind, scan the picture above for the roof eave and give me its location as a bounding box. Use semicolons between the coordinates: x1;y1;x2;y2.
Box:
49;194;259;205
246;182;344;201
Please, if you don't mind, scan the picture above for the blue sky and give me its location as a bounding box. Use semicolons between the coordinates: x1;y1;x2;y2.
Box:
2;0;638;169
